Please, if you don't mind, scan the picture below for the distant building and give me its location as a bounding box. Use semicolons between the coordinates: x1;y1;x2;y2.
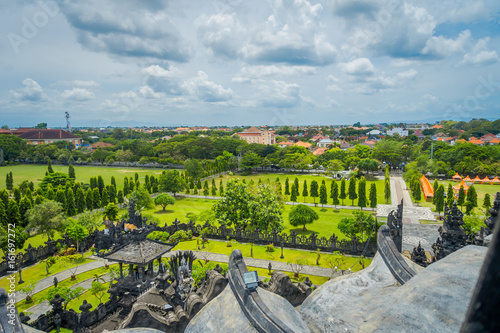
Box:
367;129;381;136
90;142;115;151
278;141;294;148
237;126;276;145
316;139;334;148
294;141;313;150
17;129;82;147
386;127;408;137
313;147;327;156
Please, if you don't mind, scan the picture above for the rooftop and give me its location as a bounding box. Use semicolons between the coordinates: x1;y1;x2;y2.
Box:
105;239;177;265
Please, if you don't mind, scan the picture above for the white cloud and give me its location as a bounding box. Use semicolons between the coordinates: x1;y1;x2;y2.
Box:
139;85;164;99
340;58;375;76
182;71;234;102
61;88;95;101
9;78;48;102
422;30;471;58
59;80;100;88
234;65;316;81
457;37;499;67
196;13;243;59
256;80;304;108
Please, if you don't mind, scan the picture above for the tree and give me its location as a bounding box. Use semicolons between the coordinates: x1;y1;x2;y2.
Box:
319;182;327;207
92;188;101;209
184;159;204;180
432;179;439;205
26;200;66;239
326;160;344;176
129;188;155;210
0;225;28;254
66;219;89;256
384;180;391;204
446;184;454;207
85;189;94;210
348;177;357;206
154;193;175;211
284;177;290;195
310;180;319;204
466;185;478;209
457;185;466;210
249;183;285;232
219;180;224;196
76;210;102;233
103;203;119;220
290;183;298;204
6;172;13;191
203;179;209;196
339;178;347;205
0;200;6;228
68;164;76;179
55;188;66;210
289;204;319;231
159;170;186;196
66;189;77;216
483;193;492;212
338;210;376;241
46;285;85;311
90;281;107;305
302;180;309;202
18;196;32;227
76;187;85;214
6;199;20;225
293;178;299;196
41;257;57;275
101;187;109;207
331;181;339;207
357;178;367;209
369;183;377;209
47;160;54;173
241;151;261;170
20;282;36;303
211;179;217;196
97;175;105;195
435;185;445;215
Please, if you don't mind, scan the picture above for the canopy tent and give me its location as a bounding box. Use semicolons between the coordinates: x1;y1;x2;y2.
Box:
453;180;469;195
472;176;482;183
452;173;462;181
463;175;472;182
492;176;500;185
482;176;492;184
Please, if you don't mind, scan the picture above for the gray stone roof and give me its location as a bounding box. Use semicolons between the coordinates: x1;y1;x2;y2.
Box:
105;239;176;265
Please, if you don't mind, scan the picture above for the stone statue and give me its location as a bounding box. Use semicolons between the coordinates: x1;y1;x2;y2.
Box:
432;202;467;260
177;257;194;306
411;242;428;267
214;264;222;274
268;262;272;275
54;313;62;332
50;294;65;313
53;277;58;288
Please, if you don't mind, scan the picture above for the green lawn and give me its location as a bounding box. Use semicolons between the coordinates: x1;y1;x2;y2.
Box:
128;197;370;239
214;173;389;207
0;164;165;190
17;265;115;313
0;254;92;290
175;239;371;272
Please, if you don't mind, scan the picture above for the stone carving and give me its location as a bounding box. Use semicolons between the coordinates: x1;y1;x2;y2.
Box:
169;251;196;309
432;202;467;260
50;294;65;313
261;271;312;306
411;242;428;267
484;192;500;236
387;199;403;253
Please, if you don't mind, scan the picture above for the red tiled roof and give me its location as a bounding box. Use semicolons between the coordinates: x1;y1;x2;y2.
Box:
294;141;312;148
241;126;262;134
19;129;80;140
313;147;327;155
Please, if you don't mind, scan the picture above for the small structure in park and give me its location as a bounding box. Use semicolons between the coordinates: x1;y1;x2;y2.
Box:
452;180;469;196
420;175;434;201
432;202;468;260
451;173;462;181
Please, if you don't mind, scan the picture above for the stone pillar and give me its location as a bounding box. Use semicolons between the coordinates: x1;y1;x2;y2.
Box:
119;263;123;278
291;230;297;247
129;264;134;278
141;266;146;282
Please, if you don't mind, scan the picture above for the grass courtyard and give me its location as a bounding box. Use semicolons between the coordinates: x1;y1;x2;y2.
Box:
0;164;164;190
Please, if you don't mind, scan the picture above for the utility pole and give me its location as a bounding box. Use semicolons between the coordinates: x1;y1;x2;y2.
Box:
431;142;434;160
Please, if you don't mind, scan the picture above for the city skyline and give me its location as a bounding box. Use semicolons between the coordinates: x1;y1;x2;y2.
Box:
1;0;499;128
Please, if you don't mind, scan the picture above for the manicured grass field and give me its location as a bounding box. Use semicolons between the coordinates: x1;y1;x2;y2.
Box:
175;239;371;271
126;197;371;239
0;254;92;290
17;265;115;313
215;173;389;207
0;164;165;190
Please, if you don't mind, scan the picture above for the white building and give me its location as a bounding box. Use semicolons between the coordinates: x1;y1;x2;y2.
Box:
317;139;334;148
386;127;408;137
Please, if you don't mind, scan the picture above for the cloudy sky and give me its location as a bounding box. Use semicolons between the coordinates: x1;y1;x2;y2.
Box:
0;0;499;128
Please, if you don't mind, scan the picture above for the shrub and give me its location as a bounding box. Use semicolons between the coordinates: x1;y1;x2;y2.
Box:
191;261;228;286
169;230;193;243
266;244;275;253
147;231;170;243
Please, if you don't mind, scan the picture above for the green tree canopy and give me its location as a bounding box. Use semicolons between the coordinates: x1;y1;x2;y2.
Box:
154;193;175;211
26;200;66;239
288;204;319;231
159;170;186;196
